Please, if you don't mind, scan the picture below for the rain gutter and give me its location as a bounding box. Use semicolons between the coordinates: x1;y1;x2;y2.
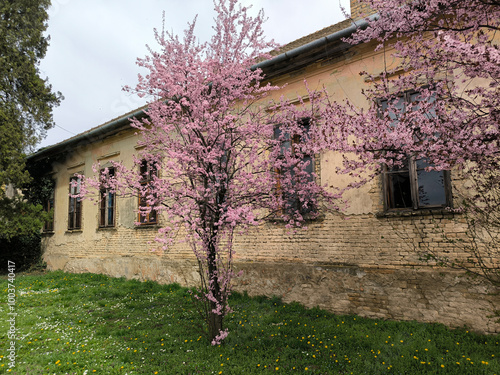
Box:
252;13;379;71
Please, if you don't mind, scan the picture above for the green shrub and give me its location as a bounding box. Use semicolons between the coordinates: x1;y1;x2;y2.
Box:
0;233;44;274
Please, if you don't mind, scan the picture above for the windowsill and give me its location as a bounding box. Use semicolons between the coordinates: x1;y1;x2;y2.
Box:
42;231;55;236
135;223;160;229
376;207;456;218
65;229;83;234
97;226;117;231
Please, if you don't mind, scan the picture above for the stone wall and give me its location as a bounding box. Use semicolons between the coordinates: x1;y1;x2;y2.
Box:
43;255;499;334
233;262;499;335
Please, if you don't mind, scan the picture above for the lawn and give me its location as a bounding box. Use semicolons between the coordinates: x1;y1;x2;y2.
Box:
0;270;498;374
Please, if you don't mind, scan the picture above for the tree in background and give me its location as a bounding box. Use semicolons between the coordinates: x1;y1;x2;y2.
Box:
79;0;338;344
318;0;499;284
0;0;62;240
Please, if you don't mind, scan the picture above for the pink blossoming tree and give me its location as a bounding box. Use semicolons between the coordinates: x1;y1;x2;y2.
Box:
317;0;499;283
79;0;338;344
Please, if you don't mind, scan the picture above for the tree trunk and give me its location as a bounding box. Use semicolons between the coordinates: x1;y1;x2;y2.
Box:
208;305;224;343
206;235;224;343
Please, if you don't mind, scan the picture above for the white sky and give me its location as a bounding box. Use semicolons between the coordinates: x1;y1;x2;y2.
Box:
38;0;350;149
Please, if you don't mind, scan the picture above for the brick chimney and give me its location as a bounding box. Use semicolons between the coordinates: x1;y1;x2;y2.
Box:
350;0;375;20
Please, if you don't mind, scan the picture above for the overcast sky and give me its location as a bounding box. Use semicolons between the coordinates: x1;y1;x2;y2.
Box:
38;0;350;149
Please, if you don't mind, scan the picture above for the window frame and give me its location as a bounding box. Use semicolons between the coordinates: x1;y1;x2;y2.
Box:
43;188;54;233
68;176;82;230
382;157;453;211
379;91;453;212
138;160;158;225
98;167;116;228
274;117;316;216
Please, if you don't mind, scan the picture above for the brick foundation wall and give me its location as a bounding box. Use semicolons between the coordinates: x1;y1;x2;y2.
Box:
42;211;500;334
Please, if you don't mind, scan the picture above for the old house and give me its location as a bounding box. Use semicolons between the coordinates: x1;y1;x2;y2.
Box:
28;0;499;334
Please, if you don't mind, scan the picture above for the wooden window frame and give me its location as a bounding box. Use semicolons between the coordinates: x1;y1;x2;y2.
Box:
99;167;116;228
138;160;158;225
68;176;82;230
43;189;54;233
274;118;316;216
379;91;452;211
382;157;452;211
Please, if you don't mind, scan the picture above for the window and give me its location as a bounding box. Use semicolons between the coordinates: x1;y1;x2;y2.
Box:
68;176;82;230
274;118;315;215
43;189;54;232
384;157;451;210
99;167;115;227
138;160;158;225
380;92;452;210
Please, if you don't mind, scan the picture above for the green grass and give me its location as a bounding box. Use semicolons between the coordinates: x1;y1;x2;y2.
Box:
0;270;498;374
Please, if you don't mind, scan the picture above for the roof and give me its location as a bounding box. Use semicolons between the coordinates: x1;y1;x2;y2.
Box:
274;19;353;55
28;105;148;162
253;16;376;79
29;16;375;162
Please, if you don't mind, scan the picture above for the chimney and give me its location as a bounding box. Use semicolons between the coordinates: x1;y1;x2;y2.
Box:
350;0;375;20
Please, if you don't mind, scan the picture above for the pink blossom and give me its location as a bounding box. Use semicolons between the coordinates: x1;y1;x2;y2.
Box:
77;0;340;344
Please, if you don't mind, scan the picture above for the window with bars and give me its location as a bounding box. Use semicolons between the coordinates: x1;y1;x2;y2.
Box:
138;160;158;225
99;167;116;228
68;176;82;230
380;92;452;210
